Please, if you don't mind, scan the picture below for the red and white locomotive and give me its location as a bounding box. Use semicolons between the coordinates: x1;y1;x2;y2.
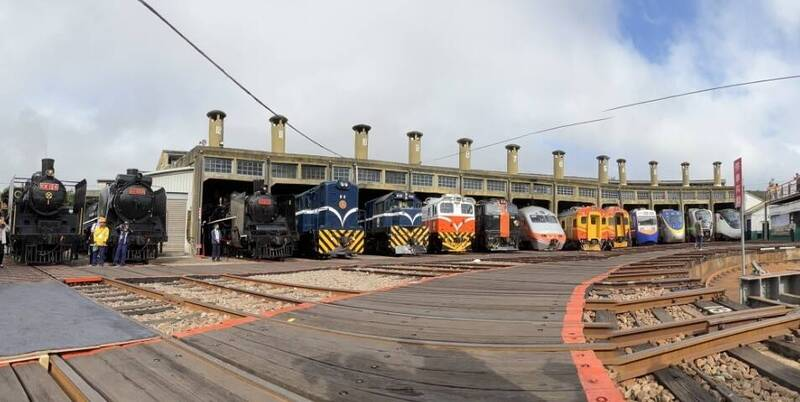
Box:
421;194;476;252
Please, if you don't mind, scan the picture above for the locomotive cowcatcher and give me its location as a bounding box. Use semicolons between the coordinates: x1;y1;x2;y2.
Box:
7;158;86;264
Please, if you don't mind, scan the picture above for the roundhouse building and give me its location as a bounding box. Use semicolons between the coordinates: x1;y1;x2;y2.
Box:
149;111;735;255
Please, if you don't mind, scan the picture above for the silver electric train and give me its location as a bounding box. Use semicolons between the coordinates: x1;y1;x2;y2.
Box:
686;208;713;241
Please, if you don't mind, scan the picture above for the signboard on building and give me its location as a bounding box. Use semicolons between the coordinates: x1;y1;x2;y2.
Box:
734;158;743;209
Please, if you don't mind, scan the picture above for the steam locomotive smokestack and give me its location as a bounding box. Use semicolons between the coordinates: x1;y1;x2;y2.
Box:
41;158;55;177
126;168;139;176
253;179;265;193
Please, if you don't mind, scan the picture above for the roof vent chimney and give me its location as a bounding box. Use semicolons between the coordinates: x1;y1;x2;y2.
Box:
269;115;288;154
353;124;371;160
552;150;565;180
506;144;520;175
649;160;659;187
457;138;473;170
206;110;226;148
407;131;423;165
597;155;609;184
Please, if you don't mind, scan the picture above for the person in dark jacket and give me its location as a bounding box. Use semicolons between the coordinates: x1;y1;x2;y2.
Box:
211;224;222;261
113;222;131;266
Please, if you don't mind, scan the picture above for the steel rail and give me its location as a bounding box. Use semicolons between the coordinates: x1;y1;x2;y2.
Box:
585;287;725;313
602;313;800;381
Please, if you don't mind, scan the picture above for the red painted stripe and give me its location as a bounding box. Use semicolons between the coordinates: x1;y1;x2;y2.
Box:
562;266;624;402
63;276;103;284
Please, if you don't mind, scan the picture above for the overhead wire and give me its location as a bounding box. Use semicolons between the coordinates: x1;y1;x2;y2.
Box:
605;74;800;112
134;0;800;168
425;117;613;163
134;0;344;158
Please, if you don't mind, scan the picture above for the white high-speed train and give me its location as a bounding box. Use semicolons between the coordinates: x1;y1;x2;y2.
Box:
714;208;741;240
518;206;565;250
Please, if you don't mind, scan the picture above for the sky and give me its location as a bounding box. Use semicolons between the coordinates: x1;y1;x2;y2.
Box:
1;0;799;189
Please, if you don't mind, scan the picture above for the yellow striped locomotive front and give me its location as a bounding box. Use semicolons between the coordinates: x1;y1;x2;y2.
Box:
316;229;364;256
436;231;475;253
388;225;429;255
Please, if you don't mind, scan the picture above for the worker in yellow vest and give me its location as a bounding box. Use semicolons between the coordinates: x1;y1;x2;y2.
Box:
91;217;110;267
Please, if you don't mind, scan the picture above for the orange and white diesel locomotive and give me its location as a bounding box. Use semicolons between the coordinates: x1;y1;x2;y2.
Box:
421;194;476;252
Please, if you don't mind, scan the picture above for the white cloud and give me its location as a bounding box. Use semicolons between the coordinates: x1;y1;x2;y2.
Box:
0;0;798;190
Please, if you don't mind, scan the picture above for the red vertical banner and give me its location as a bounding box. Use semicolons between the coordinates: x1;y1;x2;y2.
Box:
734;158;743;209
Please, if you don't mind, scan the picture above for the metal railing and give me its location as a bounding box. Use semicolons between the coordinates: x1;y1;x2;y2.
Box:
767;177;800;201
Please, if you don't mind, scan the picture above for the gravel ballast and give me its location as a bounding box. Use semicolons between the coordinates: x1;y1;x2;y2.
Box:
250;269;418;291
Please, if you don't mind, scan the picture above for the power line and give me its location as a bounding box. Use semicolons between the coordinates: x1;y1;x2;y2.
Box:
426;117;613;163
134;0;344;158
605;74;800;112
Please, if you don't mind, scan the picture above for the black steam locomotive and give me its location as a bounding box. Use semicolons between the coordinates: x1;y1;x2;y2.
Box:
85;169;167;263
7;159;86;264
206;181;294;259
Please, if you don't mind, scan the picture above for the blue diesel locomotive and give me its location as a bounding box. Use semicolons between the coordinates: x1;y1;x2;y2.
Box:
363;191;428;255
294;180;364;257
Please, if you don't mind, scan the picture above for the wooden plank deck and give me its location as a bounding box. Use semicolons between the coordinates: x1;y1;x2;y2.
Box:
180;248;683;401
64;341;285;401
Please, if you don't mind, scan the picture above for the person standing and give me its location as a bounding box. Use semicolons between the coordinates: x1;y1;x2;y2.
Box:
113;222;131;266
693;219;704;249
211;224;222;261
0;217;8;269
88;220;99;265
92;218;110;267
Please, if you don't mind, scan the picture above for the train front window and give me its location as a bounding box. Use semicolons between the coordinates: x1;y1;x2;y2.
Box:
529;214;558;224
720;209;740;228
439;203;454;213
663;212;682;229
590;216;597;225
396;200;411;209
638;216;656;226
695;210;712;223
461;204;473;215
483;204;500;215
580;217;587;224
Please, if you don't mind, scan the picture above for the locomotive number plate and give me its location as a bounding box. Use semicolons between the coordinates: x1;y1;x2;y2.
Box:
38;182;59;191
257;198;272;206
128;187;146;195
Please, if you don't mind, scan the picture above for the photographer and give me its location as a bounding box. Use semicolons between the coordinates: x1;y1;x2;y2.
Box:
0;217;8;268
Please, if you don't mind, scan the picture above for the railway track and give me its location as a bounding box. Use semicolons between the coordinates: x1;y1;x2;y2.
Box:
580;245;800;402
69;278;242;335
